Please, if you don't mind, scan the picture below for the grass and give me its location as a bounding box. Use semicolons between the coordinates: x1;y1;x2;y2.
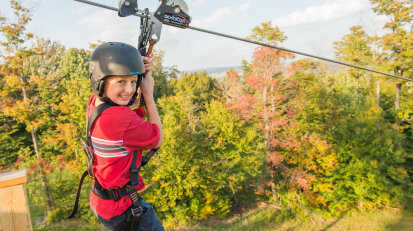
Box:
173;204;413;231
28;197;106;231
34;220;105;231
30;203;413;231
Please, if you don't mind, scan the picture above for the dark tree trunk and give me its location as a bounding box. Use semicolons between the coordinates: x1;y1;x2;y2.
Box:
21;81;55;211
395;83;401;110
376;81;380;109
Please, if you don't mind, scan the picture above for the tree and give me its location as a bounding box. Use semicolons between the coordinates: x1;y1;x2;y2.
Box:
370;0;413;182
151;49;178;101
45;47;90;162
306;76;408;213
0;121;31;167
283;58;410;215
141;73;262;226
0;0;56;210
334;25;373;97
226;22;306;206
370;0;413;110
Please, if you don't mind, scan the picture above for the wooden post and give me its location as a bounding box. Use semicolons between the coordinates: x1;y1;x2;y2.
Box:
0;169;33;231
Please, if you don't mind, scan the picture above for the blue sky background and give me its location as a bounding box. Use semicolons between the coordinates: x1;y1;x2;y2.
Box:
0;0;387;71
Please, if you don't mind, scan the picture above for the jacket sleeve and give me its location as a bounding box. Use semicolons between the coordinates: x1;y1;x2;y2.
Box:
133;105;147;118
123;109;160;151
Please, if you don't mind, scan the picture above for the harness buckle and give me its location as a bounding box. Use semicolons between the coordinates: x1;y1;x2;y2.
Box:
109;189;119;201
131;205;143;217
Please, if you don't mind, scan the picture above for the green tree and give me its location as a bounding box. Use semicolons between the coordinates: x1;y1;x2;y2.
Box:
0;122;31;167
0;0;56;210
151;49;178;100
334;25;374;96
287;59;409;215
172;71;216;106
141;73;262;227
370;0;413;110
370;0;413;183
46;47;91;162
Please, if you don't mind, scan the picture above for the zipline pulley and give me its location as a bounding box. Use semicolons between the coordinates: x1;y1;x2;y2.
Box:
118;0;138;17
154;0;191;28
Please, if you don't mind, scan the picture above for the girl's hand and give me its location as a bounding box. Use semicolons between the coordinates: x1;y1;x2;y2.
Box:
143;55;154;73
130;55;155;110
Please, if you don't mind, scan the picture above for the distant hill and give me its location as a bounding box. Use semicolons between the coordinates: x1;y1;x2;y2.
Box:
182;62;346;81
185;66;243;81
187;66;243;75
325;63;345;73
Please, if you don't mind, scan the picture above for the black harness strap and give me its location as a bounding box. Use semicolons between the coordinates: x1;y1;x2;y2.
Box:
68;102;159;231
86;103;114;135
66;170;88;219
141;148;159;167
67;103;115;219
130;150;140;186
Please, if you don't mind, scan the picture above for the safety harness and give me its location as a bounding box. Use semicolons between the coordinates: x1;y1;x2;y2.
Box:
67;103;158;231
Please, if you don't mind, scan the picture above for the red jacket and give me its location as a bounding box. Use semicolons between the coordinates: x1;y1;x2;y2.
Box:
87;94;160;219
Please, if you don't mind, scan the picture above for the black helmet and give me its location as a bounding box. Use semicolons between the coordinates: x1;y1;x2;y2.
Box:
89;42;144;105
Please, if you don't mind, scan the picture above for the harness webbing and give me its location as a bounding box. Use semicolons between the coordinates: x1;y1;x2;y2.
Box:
67;104;138;219
67;103;160;224
66;170;88;219
67;103;115;219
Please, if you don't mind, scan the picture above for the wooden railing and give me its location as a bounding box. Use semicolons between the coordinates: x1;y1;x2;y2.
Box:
0;169;33;231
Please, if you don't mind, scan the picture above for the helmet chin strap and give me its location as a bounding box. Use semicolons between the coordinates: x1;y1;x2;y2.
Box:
101;96;120;106
128;94;137;106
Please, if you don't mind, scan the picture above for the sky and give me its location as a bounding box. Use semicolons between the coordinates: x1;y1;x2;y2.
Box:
0;0;388;71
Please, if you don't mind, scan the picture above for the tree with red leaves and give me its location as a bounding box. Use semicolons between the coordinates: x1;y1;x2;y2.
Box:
224;22;305;203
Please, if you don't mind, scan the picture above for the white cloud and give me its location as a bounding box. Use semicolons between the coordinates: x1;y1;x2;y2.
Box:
192;7;232;28
369;14;388;31
29;0;47;6
165;25;192;40
71;6;90;15
272;0;370;28
373;15;388;24
76;10;138;44
238;2;250;13
192;2;250;29
192;0;205;7
167;26;181;34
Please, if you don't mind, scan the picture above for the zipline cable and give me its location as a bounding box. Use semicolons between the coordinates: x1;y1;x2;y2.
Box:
188;26;413;82
73;0;413;82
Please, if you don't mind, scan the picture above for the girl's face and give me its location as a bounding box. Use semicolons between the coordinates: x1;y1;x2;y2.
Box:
103;75;138;106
